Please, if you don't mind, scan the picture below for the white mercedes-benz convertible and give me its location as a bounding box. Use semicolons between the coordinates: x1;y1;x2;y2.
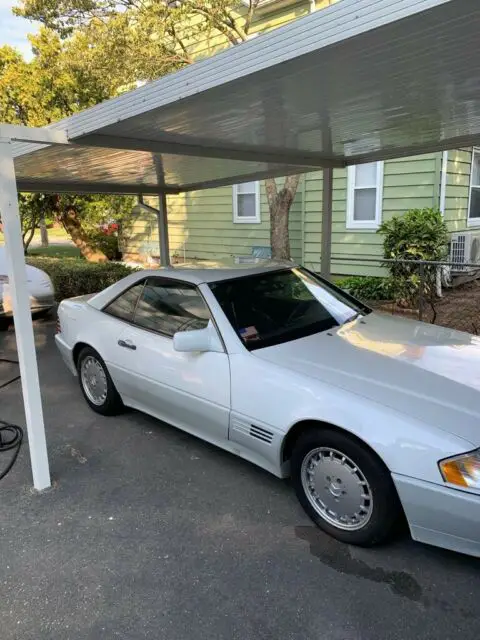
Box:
55;263;480;556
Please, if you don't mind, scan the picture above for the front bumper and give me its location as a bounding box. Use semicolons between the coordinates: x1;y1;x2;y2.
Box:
393;473;480;558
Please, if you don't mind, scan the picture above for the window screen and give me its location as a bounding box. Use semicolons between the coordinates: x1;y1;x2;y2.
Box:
133;278;210;337
353;162;377;221
233;181;260;222
347;162;383;228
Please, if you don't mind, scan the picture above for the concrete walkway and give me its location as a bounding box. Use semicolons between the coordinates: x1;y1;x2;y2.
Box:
0;320;479;640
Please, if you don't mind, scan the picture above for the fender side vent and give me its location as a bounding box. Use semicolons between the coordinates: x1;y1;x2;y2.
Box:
249;425;274;444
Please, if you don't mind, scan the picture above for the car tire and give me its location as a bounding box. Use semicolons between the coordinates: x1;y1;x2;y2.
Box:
0;317;11;331
77;346;124;416
291;427;400;547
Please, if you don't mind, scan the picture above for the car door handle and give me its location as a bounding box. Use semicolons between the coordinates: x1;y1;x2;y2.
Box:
118;339;137;351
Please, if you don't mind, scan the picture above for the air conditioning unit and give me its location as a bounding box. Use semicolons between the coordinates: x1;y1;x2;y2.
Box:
448;232;480;272
234;255;263;265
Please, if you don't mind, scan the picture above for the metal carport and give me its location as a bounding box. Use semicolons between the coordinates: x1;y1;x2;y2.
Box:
1;0;479;489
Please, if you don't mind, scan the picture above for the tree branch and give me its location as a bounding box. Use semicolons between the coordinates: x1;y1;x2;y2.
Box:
244;0;261;36
168;24;194;64
284;174;301;198
191;7;243;45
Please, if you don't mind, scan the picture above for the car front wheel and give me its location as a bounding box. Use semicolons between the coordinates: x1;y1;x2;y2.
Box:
77;346;124;416
291;427;400;546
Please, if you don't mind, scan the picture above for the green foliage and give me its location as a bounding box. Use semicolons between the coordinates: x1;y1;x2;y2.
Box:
336;276;394;301
27;257;136;301
378;208;448;307
379;207;449;262
15;0;254;84
86;231;121;260
0;28;135;260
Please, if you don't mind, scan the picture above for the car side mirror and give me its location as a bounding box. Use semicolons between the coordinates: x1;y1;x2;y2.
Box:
173;323;224;354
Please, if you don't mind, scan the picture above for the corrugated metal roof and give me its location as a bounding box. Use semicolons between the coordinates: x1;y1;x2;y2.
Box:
11;0;480;194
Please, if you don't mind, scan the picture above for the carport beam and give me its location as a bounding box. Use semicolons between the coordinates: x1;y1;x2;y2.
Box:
158;193;170;267
321;167;333;280
0;139;50;490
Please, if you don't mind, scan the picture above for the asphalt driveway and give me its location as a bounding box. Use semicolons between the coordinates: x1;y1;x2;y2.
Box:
0;319;479;640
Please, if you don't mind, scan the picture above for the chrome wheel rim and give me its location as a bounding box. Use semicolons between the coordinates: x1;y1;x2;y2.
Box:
80;356;108;406
301;447;373;531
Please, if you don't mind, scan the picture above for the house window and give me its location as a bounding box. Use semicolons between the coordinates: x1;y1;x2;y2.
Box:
233;181;260;223
468;148;480;225
346;162;384;229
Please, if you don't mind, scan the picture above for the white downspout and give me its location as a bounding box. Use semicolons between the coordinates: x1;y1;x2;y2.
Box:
440;150;448;215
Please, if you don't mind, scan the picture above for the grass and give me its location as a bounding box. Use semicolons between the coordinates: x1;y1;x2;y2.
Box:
28;244;82;259
0;226;71;246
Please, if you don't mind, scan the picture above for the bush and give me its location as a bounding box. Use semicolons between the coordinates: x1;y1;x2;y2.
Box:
378;208;448;308
336;276;394;301
27;257;136;302
87;231;122;261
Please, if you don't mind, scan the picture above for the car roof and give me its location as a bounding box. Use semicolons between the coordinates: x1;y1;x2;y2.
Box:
87;260;297;310
149;260;296;284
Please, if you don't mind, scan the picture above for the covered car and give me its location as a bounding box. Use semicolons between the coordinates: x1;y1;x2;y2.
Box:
0;246;55;317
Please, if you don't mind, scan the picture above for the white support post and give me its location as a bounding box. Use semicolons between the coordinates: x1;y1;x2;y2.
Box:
0;139;50;490
158;193;170;267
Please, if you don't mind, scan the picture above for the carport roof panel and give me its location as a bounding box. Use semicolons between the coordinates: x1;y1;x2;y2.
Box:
14;144;313;194
11;0;480;193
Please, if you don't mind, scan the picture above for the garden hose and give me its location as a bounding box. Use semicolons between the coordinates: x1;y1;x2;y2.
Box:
0;420;23;481
0;358;23;481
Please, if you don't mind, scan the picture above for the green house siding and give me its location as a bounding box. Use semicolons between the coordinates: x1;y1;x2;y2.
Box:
123;150;478;276
444;149;472;232
303;154;440;276
123;182;303;264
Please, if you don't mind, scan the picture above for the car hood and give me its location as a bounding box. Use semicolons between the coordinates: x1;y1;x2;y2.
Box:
254;313;480;446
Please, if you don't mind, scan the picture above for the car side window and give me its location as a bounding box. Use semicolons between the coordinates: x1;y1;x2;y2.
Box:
103;282;145;322
133;277;210;337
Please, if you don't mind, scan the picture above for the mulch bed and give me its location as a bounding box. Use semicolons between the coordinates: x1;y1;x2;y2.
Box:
369;279;480;335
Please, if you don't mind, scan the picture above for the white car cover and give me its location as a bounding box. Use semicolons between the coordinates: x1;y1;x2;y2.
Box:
0;246;55;316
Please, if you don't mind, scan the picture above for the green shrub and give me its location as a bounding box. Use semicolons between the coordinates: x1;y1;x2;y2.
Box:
87;231;122;260
27;257;136;302
378;207;448;308
336;276;394;301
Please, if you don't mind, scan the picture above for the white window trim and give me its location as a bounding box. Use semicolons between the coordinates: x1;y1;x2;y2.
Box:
346;161;384;230
233;181;261;224
467;147;480;227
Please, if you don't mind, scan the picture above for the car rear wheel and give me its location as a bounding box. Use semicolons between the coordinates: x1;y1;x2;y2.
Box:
77;346;124;416
291;427;400;546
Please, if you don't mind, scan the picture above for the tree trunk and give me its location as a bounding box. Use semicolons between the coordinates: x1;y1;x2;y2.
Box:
265;174;301;260
60;207;108;263
23;221;37;254
39;216;49;247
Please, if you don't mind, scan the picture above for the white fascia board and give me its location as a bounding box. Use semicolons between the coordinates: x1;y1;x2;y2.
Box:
0;124;68;145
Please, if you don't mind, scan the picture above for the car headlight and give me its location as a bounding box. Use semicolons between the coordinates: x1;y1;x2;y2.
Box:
439;450;480;489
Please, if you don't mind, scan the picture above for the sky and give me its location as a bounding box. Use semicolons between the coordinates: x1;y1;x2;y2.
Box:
0;0;39;59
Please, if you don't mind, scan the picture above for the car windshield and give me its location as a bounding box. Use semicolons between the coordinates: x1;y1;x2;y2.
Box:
210;267;370;351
